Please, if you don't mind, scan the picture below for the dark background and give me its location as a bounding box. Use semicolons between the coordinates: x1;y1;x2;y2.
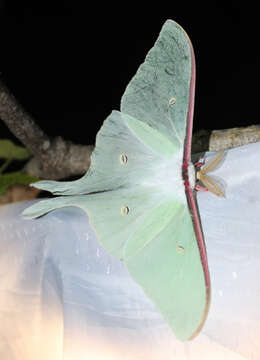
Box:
0;2;259;147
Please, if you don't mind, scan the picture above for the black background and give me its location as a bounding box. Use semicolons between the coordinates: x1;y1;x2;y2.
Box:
0;2;259;147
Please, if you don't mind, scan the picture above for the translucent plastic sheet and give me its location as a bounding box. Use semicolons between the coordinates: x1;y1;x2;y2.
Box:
0;142;260;360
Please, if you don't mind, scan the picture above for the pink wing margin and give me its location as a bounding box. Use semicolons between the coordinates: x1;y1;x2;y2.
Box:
182;33;211;339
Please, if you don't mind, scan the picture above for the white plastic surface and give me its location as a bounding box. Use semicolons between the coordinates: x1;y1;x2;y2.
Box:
0;142;260;360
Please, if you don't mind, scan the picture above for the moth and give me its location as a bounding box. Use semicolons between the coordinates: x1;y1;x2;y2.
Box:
23;20;225;340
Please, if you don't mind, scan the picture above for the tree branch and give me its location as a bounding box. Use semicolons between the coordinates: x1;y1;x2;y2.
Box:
22;138;93;179
209;125;260;151
0;80;50;157
192;125;260;153
1;78;260;182
0;79;93;179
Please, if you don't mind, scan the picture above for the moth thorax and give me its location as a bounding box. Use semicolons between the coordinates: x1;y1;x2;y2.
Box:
188;162;195;189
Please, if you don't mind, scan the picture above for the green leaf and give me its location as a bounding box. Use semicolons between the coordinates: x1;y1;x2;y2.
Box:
0;139;31;160
0;172;38;195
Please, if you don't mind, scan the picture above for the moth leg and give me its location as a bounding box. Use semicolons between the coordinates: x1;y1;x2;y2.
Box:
195;184;208;192
194;155;206;169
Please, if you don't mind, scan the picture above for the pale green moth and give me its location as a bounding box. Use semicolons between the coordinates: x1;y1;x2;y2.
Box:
22;20;212;341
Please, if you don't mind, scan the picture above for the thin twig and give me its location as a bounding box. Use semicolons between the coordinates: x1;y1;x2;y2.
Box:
0;158;12;174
